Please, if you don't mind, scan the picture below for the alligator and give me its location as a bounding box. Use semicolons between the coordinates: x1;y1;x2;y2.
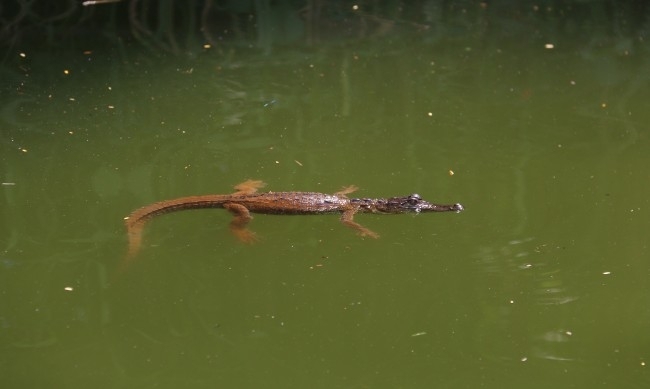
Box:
124;179;463;257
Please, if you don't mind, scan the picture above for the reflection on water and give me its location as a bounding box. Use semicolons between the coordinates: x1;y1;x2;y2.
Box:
474;236;582;364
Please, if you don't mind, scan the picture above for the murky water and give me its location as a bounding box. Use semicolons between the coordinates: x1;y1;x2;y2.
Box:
2;13;649;389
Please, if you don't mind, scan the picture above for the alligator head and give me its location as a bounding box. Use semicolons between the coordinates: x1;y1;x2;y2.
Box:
353;194;464;214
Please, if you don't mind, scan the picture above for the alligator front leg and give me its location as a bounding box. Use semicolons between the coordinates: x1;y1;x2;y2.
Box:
224;203;258;243
340;208;379;239
335;185;358;197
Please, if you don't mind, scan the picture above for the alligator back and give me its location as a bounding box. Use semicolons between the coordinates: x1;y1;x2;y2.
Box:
236;192;350;214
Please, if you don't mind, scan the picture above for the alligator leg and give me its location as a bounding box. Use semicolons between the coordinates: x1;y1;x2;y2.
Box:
232;179;267;195
224;203;258;243
340;208;379;239
335;185;358;197
336;186;379;237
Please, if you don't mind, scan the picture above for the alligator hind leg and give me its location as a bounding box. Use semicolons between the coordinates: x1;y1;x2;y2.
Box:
233;179;267;195
224;203;258;243
340;208;379;239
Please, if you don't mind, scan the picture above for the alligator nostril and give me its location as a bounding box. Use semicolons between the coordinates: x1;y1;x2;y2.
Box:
454;203;464;212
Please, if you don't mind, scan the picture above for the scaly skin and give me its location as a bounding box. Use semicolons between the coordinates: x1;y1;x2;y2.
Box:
124;179;463;258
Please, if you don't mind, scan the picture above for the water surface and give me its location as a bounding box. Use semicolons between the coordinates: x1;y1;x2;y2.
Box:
1;19;649;389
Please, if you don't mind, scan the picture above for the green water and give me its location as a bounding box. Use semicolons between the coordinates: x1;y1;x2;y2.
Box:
2;27;649;389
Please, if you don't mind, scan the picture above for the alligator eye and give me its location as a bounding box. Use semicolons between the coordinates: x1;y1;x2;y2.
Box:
407;194;421;205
